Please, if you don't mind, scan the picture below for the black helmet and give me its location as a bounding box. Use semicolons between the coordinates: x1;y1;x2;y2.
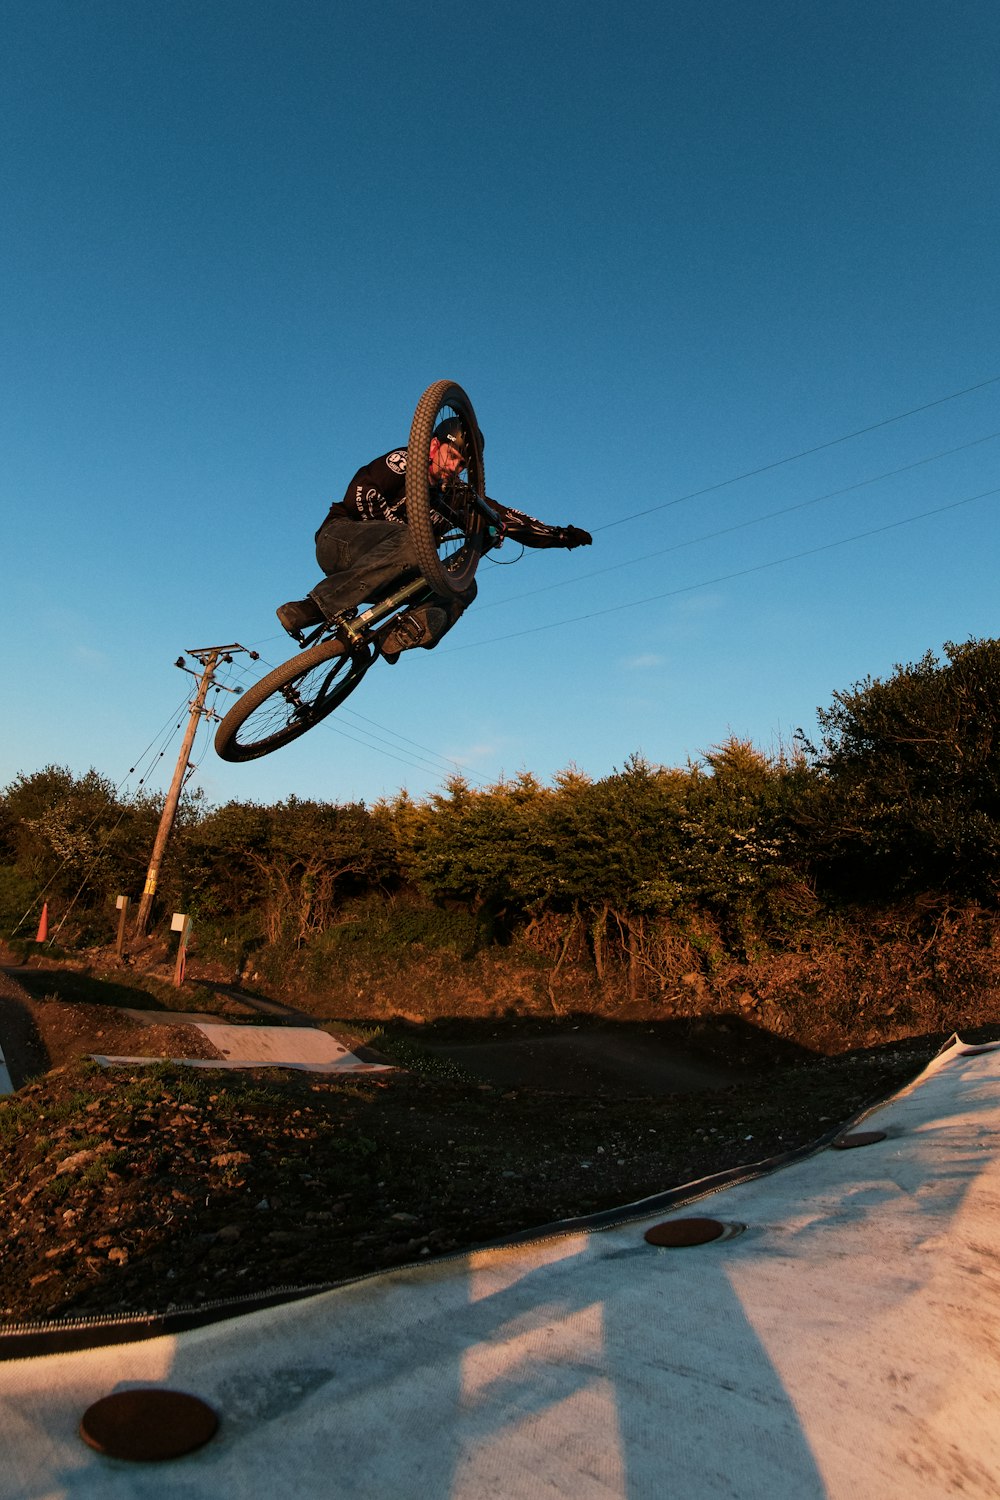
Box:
433;416;485;460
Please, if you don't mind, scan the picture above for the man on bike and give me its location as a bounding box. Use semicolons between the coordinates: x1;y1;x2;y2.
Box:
276;418;592;660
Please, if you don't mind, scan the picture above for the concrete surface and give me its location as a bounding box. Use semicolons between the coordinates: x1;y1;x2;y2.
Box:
94;1023;393;1075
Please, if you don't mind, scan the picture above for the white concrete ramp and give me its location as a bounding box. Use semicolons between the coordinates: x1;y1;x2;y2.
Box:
3;1038;1000;1498
93;1024;393;1074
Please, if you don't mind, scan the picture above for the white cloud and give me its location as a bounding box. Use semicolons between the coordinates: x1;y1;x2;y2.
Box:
72;644;111;669
622;653;664;670
448;741;502;765
672;591;725;619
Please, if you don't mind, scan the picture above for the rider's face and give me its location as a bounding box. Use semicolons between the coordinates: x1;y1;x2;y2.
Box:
428;438;466;484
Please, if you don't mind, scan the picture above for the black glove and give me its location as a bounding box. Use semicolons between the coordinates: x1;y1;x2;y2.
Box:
561;525;592;548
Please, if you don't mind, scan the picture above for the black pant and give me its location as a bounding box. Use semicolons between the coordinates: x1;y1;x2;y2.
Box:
308;516;475;646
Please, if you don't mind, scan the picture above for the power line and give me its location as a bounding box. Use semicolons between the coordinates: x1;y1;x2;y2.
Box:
220;647;486;786
478;429;1000;610
593;372;1000;533
338;705;483;783
308;713;478;782
447;486;1000;650
113;689;192;796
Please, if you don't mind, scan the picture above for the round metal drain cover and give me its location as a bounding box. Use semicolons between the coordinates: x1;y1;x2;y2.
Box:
644;1217;729;1247
832;1130;888;1150
80;1389;218;1462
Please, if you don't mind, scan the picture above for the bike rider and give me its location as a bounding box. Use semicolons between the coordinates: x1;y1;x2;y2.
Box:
276;418;592;661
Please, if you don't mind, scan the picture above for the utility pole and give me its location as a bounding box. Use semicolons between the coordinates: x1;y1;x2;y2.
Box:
134;643;249;938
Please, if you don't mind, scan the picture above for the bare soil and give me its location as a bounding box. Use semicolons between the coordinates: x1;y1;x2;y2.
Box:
0;969;223;1077
3;957;991;1331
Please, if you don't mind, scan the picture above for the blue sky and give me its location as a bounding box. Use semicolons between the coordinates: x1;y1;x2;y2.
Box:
3;0;998;811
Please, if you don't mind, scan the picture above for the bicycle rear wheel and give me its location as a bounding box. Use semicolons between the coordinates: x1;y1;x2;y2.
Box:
214;638;372;762
405;380;488;599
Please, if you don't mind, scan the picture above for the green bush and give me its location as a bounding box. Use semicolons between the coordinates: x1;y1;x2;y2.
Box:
812;637;1000;899
307;900;478;963
0;864;39;937
3;634;998;985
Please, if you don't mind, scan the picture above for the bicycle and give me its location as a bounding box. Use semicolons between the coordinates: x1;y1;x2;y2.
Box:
214;380;498;763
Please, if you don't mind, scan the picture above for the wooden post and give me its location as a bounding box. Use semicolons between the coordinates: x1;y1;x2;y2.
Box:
135;650;219;937
172;913;191;987
114;895;130;957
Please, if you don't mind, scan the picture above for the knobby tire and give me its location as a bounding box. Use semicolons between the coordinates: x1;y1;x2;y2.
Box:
214;638;371;762
405;380;487;599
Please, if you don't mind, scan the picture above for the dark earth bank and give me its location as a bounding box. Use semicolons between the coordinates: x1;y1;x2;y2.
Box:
3;961;996;1327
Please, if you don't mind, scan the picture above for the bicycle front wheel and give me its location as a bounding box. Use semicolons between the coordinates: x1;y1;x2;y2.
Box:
405;380;488;599
214;639;372;762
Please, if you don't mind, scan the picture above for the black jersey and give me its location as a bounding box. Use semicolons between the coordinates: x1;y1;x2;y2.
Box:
318;449;411;531
318;448;573;550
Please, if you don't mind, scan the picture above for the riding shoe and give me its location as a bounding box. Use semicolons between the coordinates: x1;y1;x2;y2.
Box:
380;606;448;664
276;598;324;638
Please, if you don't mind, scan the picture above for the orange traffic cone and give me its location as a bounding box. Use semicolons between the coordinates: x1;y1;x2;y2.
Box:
35;903;48;943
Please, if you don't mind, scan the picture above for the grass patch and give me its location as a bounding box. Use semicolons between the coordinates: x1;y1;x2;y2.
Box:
31;1092;96;1126
0;1098;37;1143
355;1023;474;1084
37;1176;73;1204
80;1150;128;1186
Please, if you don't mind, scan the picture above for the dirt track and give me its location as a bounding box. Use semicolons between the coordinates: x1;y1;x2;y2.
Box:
423;1029;744;1096
0;966;753;1098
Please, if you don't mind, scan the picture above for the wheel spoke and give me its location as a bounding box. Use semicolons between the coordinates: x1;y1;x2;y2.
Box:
215;640;370;762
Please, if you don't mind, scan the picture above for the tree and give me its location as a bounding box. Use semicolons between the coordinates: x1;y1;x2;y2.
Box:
813;637;1000;898
178;797;398;944
0;766;159;904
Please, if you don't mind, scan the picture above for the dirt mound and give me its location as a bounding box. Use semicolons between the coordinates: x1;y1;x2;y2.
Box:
0;969;220;1086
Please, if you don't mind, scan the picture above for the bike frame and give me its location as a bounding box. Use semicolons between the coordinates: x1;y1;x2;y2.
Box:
295;488;501;656
293;574;434;655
